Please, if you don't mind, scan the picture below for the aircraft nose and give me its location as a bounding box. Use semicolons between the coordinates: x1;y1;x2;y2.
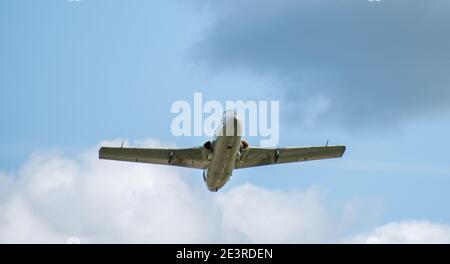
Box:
223;110;242;136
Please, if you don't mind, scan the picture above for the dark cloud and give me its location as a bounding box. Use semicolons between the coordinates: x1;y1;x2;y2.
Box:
193;0;450;129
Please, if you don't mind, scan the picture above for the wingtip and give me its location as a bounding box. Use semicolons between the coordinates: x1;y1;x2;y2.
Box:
98;147;105;159
340;145;346;157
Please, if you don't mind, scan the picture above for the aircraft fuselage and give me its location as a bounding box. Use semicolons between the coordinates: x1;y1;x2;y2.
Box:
205;112;242;192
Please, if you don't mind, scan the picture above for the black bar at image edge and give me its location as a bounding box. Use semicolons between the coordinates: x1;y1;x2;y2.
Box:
1;244;450;262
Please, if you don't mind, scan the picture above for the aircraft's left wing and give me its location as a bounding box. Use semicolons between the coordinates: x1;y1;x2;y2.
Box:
235;145;345;169
99;146;208;169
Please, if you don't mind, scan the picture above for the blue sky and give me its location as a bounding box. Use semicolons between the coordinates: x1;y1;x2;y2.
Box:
1;0;450;243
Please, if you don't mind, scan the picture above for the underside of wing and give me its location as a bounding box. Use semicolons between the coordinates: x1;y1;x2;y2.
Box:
235;145;346;169
99;146;208;169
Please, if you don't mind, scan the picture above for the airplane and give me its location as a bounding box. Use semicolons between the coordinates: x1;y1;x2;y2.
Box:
99;111;346;192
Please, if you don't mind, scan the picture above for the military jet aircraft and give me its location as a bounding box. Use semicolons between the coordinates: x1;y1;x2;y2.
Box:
99;111;345;192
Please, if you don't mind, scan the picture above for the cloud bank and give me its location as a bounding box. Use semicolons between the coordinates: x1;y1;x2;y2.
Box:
345;221;450;244
0;139;448;243
193;0;450;129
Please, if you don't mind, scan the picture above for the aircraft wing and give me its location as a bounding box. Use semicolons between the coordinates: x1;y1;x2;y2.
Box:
99;146;208;169
235;145;345;169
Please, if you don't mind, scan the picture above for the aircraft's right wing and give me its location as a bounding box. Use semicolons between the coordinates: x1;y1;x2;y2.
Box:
99;146;209;169
235;145;345;169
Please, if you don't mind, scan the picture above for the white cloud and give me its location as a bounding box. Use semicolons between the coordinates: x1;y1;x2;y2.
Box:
345;221;450;244
216;184;332;243
0;196;61;243
0;139;449;243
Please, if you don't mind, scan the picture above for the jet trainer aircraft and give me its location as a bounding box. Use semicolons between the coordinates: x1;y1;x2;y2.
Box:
99;111;346;192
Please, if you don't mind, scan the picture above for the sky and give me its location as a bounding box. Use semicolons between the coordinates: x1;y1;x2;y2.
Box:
1;0;450;243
